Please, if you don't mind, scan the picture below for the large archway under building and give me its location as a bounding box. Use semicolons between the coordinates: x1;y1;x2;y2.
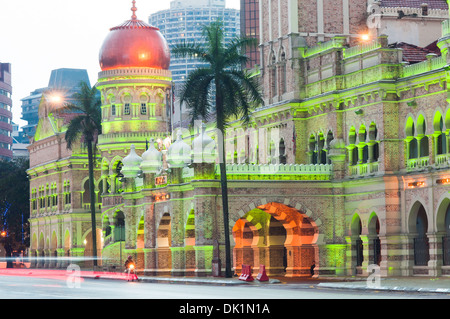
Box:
232;202;319;277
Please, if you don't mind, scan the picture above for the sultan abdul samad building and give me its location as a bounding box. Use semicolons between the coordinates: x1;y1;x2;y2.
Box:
27;0;450;278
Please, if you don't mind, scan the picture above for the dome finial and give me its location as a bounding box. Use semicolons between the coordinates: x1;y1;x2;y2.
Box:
131;0;137;20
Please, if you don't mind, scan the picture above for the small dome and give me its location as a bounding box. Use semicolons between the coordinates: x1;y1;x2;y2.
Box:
99;3;170;71
121;144;143;178
167;131;191;168
329;138;345;149
192;123;216;163
140;138;162;174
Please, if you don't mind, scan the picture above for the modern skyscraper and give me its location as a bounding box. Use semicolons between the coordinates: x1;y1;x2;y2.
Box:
20;68;90;140
149;0;240;96
0;63;13;161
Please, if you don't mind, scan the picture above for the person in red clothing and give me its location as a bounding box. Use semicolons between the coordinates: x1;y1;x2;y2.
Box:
124;256;138;282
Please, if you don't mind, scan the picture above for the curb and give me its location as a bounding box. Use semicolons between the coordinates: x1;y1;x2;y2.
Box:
317;282;450;294
82;274;282;286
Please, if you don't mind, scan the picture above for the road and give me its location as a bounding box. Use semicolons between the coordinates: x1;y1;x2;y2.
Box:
0;272;445;318
0;272;447;300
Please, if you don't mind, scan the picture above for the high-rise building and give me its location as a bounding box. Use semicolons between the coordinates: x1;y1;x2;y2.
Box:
241;0;259;69
0;63;13;161
149;0;240;95
20;68;90;140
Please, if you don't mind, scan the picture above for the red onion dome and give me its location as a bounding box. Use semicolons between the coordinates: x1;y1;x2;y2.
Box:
99;3;170;71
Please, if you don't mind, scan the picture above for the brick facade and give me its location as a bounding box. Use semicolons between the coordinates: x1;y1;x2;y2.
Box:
28;0;450;278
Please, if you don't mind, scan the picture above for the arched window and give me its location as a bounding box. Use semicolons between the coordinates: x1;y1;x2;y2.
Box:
317;132;326;164
417;115;429;157
280;50;287;95
369;122;379;162
82;179;91;209
348;126;358;165
269;140;276;164
406;117;417;159
414;206;429;266
444;205;450;265
358;125;368;164
326;131;334;164
409;138;418;159
114;211;125;242
434;112;447;156
270;52;277;98
279;138;286;164
308;134;317;164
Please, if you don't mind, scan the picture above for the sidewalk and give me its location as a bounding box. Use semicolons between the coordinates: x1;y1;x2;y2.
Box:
83;271;282;286
315;276;450;294
83;271;450;294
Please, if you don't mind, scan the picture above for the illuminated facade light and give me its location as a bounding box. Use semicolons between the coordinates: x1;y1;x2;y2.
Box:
155;175;167;185
361;34;370;41
152;193;170;202
408;181;426;188
437;178;450;185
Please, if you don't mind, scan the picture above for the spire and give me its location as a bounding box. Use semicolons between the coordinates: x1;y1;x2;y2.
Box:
131;0;137;20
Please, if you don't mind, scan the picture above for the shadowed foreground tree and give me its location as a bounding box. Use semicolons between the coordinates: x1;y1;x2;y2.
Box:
63;82;102;267
172;20;263;278
0;158;30;267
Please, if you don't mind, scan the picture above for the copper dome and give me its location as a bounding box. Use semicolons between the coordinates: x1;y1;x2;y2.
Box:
99;4;170;71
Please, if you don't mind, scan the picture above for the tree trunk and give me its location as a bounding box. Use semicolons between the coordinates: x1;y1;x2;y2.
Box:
216;86;232;278
87;139;98;267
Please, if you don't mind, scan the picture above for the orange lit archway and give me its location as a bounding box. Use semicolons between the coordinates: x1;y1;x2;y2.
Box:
232;202;319;277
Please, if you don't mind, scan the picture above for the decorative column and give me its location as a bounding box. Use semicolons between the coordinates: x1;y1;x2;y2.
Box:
428;232;443;277
166;130;192;276
191;123;222;277
328;139;347;180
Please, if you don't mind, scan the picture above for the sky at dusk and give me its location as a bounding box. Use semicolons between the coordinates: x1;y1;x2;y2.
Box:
0;0;240;127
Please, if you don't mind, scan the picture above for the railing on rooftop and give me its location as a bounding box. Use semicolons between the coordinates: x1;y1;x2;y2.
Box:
302;37;346;58
217;163;333;180
402;54;446;78
343;40;382;59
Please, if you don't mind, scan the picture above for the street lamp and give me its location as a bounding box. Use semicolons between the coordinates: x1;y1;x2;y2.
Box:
361;34;370;41
49;95;63;103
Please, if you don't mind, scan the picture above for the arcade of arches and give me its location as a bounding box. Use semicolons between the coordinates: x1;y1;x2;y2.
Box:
232;203;318;277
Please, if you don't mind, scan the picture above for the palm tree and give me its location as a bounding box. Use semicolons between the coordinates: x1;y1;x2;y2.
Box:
63;82;102;267
172;20;263;278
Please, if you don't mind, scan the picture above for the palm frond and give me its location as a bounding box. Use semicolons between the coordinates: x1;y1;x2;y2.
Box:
172;40;211;64
63;81;102;151
65;115;86;150
173;19;263;129
179;67;215;124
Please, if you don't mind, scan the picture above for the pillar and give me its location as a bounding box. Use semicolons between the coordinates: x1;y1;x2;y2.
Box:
428;233;443;277
194;245;214;277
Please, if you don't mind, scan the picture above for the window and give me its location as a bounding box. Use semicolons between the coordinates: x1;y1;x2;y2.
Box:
64;180;71;205
434;112;447;156
39;186;45;209
111;104;116;116
279;138;286;164
31;188;37;211
51;183;58;207
270;53;277;98
280;51;287;94
141;103;147;115
124;103;130;115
